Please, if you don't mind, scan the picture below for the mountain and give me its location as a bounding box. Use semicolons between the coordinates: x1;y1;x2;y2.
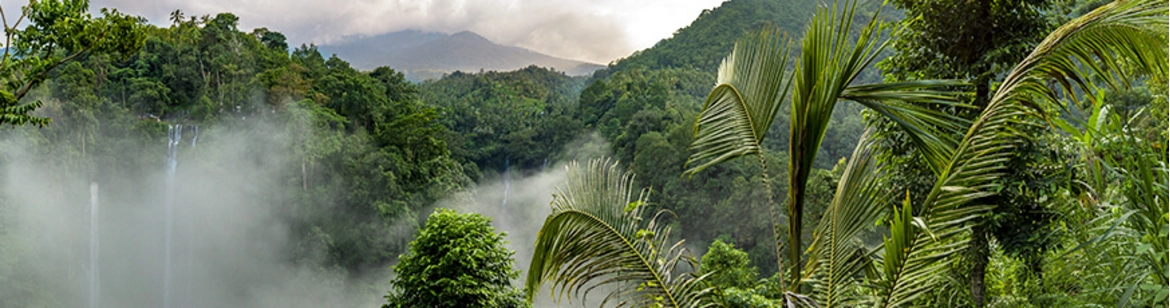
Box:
319;30;604;80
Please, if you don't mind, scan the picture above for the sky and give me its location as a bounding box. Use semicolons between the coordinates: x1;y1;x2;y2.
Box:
76;0;726;64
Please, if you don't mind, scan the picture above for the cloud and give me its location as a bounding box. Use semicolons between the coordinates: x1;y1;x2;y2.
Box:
86;0;724;64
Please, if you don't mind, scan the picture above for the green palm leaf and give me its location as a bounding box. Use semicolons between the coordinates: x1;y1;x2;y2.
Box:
684;26;793;278
526;159;713;308
802;128;891;308
873;1;1168;306
685;27;792;175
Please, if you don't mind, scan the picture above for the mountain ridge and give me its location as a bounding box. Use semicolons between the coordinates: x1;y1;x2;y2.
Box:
319;30;603;80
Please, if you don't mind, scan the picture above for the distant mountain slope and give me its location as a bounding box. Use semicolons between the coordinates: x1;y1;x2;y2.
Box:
319;30;603;80
604;0;890;76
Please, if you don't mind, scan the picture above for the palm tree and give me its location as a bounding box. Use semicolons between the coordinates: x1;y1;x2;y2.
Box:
525;0;1166;306
685;0;967;288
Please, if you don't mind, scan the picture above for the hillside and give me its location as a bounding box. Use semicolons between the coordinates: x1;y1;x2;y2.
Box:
319;30;604;80
602;0;892;77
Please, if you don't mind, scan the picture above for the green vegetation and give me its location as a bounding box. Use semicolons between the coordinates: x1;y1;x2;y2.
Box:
0;0;145;126
384;209;526;308
527;159;712;307
0;0;1164;307
526;0;1167;307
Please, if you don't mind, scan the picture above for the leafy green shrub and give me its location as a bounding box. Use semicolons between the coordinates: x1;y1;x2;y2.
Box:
383;209;527;308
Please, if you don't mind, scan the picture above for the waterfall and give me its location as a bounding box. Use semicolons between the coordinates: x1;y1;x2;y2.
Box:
163;124;181;308
542;157;548;172
501;156;510;209
190;126;199;148
89;182;99;308
185;125;198;305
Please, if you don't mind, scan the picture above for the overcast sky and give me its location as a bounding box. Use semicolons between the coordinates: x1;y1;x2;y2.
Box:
73;0;725;64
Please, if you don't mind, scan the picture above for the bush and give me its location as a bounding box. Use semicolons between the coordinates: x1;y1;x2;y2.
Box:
383;209;527;308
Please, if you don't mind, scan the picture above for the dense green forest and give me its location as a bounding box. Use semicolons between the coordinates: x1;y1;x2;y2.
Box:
0;0;1165;307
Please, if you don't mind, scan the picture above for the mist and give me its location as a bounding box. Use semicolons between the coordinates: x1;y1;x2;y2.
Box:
0;112;388;307
433;131;615;307
0;102;623;307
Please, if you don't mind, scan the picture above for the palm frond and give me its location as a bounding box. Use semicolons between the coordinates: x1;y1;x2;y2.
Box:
801;128;891;308
526;159;714;308
841;81;971;176
683;26;794;279
994;0;1167;110
872;1;1168;306
684;27;792;175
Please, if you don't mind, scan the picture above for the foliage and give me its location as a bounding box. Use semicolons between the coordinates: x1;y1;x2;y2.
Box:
0;0;145;127
870;1;1167;307
685;0;967;289
419;66;587;176
0;0;1164;307
526;159;713;307
700;240;759;290
0;9;473;282
384;208;527;308
606;0;820;74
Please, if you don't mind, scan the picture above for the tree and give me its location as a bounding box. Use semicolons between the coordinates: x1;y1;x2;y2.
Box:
684;0;967;289
384;208;526;308
0;0;145;126
700;240;759;290
879;0;1054;108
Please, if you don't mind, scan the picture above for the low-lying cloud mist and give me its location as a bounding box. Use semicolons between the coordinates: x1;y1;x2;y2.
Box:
433;131;613;307
84;0;725;64
0;108;619;307
0;116;386;307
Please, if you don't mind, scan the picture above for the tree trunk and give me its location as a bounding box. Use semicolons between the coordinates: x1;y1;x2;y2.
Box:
970;223;989;308
757;154;785;291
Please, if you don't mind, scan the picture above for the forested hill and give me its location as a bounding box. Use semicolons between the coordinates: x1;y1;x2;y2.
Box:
605;0;817;74
600;0;890;75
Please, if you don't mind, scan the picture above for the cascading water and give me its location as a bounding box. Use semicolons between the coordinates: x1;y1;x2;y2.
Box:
190;126;199;148
185;126;198;306
89;182;99;308
163;124;181;308
501;156;510;209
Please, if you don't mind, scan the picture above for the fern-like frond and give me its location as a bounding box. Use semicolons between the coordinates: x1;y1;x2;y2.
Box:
684;27;792;175
802;128;891;308
526;159;714;308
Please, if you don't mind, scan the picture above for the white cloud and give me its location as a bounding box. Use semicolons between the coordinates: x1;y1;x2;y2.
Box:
84;0;724;64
